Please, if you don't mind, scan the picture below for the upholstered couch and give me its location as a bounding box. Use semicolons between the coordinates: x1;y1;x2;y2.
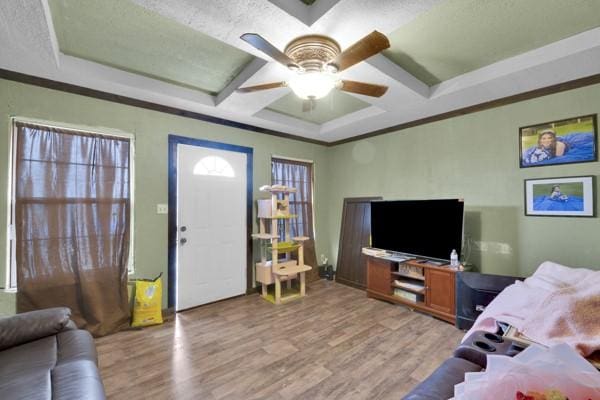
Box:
403;356;483;400
0;307;105;399
403;330;526;399
402;271;529;399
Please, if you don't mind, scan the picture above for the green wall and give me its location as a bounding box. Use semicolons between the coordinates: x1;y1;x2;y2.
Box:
324;84;600;277
0;79;331;315
1;78;599;316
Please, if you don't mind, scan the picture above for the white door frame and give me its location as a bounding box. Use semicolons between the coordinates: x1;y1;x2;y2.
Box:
167;135;253;310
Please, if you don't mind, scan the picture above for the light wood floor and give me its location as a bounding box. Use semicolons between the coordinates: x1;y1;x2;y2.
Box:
96;281;464;400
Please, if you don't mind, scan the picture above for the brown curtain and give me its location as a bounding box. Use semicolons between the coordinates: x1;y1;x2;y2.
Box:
14;122;131;337
271;158;319;282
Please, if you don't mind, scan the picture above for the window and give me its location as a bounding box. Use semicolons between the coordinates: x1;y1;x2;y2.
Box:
193;156;235;177
6;119;135;291
271;157;314;241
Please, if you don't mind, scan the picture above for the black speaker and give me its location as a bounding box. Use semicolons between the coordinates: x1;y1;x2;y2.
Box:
455;271;523;330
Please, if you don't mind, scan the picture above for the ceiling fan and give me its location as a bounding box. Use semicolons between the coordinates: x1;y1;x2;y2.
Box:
237;31;390;109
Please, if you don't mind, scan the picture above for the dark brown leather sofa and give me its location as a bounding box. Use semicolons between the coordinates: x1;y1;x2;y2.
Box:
403;273;525;399
0;307;105;399
402;357;483;400
403;331;525;399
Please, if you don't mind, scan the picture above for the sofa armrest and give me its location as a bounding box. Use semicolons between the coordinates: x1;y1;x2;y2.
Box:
402;357;482;400
0;307;74;351
454;330;527;368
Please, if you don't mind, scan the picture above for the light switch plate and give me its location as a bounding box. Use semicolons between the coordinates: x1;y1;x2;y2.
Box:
156;204;168;214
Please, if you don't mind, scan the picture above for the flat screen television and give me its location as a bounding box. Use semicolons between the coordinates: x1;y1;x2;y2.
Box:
370;199;464;261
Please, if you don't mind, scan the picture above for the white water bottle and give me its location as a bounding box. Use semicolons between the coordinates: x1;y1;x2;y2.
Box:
450;249;459;267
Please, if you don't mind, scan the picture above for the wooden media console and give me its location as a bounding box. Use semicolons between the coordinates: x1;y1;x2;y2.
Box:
366;255;459;323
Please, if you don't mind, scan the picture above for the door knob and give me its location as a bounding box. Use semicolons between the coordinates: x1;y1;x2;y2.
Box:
180;226;187;232
180;238;187;245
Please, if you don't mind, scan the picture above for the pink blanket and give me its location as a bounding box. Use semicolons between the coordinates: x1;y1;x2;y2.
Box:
464;261;600;357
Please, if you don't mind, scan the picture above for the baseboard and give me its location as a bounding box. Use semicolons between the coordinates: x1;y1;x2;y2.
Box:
335;277;366;290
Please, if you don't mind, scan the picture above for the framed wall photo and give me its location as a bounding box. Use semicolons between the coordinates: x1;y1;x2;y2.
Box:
524;176;595;217
519;114;597;168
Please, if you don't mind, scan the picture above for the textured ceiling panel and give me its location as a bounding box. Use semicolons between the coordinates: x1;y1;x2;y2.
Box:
384;0;600;85
267;90;370;124
49;0;254;94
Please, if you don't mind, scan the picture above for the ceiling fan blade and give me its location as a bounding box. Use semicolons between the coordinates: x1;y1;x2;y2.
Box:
330;31;390;72
302;98;316;113
340;80;388;97
236;82;287;93
240;33;299;69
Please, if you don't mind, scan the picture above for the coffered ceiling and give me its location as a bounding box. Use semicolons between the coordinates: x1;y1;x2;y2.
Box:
384;0;600;86
49;0;254;95
267;91;370;125
1;0;600;143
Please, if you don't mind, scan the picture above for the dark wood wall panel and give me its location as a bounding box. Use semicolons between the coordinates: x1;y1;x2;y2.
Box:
335;197;381;289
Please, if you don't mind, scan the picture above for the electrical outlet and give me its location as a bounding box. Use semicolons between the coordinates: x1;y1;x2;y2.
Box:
156;204;168;214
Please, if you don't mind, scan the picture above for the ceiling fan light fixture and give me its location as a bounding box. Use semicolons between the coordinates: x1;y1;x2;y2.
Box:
237;31;390;99
325;63;339;74
288;72;339;100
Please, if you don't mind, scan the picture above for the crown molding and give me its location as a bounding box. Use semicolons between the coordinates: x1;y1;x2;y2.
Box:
327;73;600;146
3;68;600;148
0;68;328;146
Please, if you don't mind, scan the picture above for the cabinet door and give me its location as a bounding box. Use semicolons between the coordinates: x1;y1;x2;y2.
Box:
367;257;392;295
425;269;455;316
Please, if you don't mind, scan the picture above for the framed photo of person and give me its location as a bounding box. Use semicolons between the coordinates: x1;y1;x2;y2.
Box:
519;114;597;168
524;176;595;217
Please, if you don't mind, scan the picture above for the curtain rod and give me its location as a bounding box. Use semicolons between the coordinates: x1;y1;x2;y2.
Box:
11;116;135;140
271;154;314;164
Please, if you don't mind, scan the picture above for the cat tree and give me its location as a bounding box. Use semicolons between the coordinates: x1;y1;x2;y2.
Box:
252;185;312;304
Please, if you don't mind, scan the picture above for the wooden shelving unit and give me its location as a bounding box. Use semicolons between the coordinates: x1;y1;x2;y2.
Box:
392;280;426;294
391;271;425;281
366;256;458;324
252;185;312;304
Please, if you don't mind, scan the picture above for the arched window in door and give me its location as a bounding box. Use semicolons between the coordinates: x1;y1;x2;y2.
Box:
193;156;235;177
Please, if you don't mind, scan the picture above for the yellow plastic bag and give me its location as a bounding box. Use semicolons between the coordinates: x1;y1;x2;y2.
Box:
131;273;163;327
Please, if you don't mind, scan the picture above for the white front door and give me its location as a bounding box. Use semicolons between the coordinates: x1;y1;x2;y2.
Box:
176;144;247;311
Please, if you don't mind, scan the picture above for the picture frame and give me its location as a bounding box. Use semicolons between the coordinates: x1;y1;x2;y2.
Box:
524;176;595;217
519;114;597;168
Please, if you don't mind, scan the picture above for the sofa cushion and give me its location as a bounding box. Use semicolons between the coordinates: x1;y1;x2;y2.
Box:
402;357;482;400
0;329;105;399
52;360;105;400
0;308;72;351
0;336;57;382
0;369;51;400
57;330;98;365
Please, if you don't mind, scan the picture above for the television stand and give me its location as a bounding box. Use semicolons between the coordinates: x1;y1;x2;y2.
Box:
366;255;460;324
425;260;446;266
381;254;415;263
